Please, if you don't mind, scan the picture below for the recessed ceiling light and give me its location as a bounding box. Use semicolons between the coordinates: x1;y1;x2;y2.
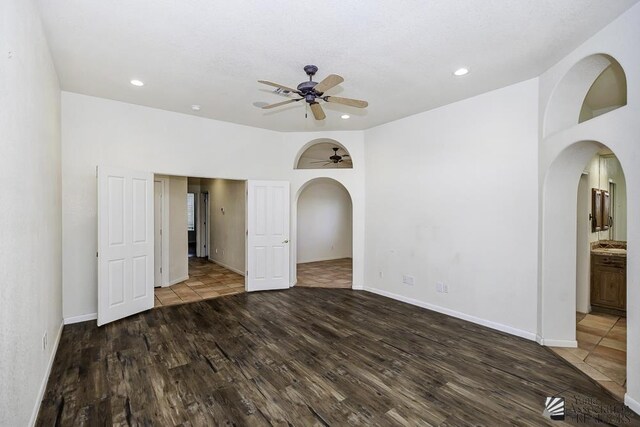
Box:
453;68;469;76
191;104;201;111
130;79;144;86
341;114;350;119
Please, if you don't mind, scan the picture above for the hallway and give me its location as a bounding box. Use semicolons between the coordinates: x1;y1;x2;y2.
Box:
154;258;245;307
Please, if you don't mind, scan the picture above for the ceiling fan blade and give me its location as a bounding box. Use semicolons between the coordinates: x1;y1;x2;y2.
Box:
261;99;300;109
309;160;330;163
310;103;326;120
258;80;299;93
324;96;368;108
313;74;344;94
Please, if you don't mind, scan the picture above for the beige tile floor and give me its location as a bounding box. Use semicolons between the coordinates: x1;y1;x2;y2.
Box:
296;258;352;288
154;257;245;307
551;312;626;400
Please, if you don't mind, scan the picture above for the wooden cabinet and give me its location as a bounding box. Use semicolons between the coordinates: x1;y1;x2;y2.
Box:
590;254;626;312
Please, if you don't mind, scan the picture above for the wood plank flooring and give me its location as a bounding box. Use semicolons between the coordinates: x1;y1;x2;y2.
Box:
37;289;639;426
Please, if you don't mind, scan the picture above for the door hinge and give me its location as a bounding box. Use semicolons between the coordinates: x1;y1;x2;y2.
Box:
96;252;99;258
160;229;162;236
160;267;162;273
246;230;248;236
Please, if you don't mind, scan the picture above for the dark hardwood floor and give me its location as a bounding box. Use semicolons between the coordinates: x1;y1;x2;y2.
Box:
37;289;639;426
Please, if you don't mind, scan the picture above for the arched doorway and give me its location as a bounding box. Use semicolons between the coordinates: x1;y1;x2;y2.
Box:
546;146;628;399
295;178;353;288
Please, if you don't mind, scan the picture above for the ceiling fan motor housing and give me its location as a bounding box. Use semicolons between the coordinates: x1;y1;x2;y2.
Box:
303;65;318;76
298;81;317;92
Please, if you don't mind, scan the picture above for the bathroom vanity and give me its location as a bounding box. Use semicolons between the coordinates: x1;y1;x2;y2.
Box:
591;240;626;313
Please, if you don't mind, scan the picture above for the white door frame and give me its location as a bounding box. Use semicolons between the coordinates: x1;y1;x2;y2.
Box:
198;192;209;257
154;176;171;287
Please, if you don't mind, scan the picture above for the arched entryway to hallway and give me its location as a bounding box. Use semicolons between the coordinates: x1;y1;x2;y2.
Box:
542;142;628;398
294;177;353;288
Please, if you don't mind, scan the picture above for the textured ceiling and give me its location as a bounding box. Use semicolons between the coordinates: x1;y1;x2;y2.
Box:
36;0;639;132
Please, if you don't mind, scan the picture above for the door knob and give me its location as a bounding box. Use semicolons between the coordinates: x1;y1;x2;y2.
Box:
283;239;289;244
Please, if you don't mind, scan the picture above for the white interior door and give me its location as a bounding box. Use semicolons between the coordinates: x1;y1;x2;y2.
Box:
154;180;163;287
246;180;290;291
200;192;209;257
98;166;154;326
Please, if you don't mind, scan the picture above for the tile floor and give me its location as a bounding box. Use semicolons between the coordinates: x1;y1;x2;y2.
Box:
296;258;352;288
550;312;626;400
154;257;245;307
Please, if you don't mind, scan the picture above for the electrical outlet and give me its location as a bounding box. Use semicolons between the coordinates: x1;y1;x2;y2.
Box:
436;281;444;293
42;331;48;351
402;274;414;286
443;283;449;293
215;248;218;254
379;271;384;279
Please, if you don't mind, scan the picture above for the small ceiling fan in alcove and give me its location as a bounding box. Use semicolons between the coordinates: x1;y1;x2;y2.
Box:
308;147;352;167
258;65;368;120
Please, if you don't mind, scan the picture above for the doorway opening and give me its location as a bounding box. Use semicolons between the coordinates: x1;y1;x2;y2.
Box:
153;175;246;307
550;148;627;400
296;178;353;288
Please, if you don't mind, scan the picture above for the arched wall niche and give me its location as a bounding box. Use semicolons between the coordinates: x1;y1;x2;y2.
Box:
294;138;353;169
544;54;627;137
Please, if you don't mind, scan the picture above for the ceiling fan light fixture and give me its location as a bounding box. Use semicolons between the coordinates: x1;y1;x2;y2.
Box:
341;114;350;119
130;79;144;86
453;68;469;76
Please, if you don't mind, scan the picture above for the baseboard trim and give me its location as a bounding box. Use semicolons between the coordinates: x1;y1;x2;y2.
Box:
208;258;245;276
362;286;537;341
539;338;578;348
625;394;640;415
351;284;364;290
298;256;353;264
162;275;189;287
29;321;63;427
63;312;97;325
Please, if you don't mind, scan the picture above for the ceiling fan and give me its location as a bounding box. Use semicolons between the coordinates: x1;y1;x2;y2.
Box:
308;147;352;167
258;65;368;120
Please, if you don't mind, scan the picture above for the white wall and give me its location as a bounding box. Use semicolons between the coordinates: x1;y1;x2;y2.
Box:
364;78;539;339
0;0;62;425
576;174;591;314
61;92;367;318
168;176;188;283
297;179;353;263
206;179;246;274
